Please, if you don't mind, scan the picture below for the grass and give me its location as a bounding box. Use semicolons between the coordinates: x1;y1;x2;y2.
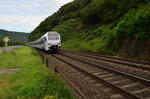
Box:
0;47;75;99
62;24;117;55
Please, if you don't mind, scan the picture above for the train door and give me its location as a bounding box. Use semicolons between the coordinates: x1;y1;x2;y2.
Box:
44;37;49;50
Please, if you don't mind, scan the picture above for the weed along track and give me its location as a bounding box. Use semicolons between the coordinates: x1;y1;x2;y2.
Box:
37;49;150;99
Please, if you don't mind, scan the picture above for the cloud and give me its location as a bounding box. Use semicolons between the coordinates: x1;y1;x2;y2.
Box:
54;0;74;6
0;14;45;32
0;0;74;32
24;2;41;9
0;0;59;16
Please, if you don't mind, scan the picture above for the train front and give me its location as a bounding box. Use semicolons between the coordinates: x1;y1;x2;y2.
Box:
47;32;61;51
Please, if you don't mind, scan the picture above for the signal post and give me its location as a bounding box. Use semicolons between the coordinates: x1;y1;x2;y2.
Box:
3;37;10;46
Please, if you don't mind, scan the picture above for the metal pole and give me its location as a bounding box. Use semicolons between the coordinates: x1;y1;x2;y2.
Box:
5;42;7;46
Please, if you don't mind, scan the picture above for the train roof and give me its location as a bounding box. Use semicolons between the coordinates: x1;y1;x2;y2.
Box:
47;31;59;34
41;31;59;38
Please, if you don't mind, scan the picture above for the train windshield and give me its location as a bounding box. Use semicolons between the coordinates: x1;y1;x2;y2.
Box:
48;33;59;40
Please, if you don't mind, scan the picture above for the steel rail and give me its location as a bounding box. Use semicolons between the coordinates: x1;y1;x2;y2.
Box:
37;50;87;99
62;50;150;71
62;50;150;66
59;53;150;86
55;67;88;99
53;55;142;99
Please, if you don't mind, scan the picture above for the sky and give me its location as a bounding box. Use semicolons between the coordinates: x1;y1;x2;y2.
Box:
0;0;74;33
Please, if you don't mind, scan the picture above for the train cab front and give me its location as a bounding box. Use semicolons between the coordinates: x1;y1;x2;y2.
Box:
47;32;61;52
48;42;61;51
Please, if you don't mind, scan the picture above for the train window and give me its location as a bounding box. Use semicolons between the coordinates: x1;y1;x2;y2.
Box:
48;36;59;40
45;37;47;41
48;32;58;36
48;32;59;40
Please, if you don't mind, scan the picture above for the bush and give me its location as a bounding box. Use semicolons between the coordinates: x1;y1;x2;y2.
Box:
135;32;148;40
114;3;150;40
0;41;5;46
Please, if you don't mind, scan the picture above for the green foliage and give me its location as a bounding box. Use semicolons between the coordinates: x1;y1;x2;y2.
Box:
53;19;78;42
44;95;59;99
0;47;75;99
8;41;25;46
0;29;29;42
80;0;149;25
0;41;24;47
135;32;148;40
62;25;116;55
114;3;150;40
0;40;5;46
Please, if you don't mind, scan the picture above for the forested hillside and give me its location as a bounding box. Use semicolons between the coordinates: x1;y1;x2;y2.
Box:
0;29;29;42
29;0;150;62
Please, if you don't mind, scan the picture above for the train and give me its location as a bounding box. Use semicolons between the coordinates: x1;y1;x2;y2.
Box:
28;31;61;52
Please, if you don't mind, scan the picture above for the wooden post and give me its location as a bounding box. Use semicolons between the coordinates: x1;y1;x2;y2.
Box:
42;54;44;62
46;58;48;67
54;67;58;73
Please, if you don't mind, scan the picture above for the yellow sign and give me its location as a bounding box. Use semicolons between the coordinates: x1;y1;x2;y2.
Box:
3;37;10;42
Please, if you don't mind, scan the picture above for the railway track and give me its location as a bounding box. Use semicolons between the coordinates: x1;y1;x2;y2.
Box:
56;53;150;99
37;49;150;99
62;50;150;71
